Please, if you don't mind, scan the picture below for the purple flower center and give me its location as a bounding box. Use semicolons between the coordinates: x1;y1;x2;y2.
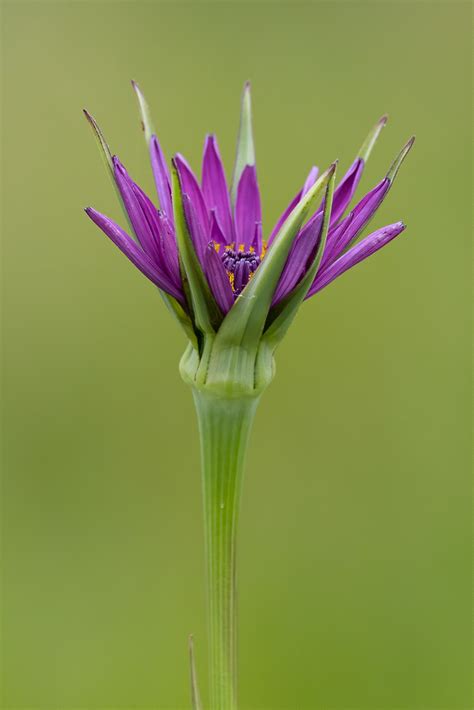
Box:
221;248;261;295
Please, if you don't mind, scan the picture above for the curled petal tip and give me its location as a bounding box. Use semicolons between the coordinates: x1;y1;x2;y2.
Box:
389;220;406;232
383;221;406;238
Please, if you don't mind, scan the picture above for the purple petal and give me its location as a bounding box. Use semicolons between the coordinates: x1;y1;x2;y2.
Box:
268;166;319;247
175;154;210;260
330;158;364;225
156;211;181;285
307;221;406;296
115;163;181;288
252;221;263;256
210;209;228;246
204;243;235;314
322;178;390;269
150;135;173;220
202;135;234;243
268;192;300;248
302;166;319;197
182;193;209;267
272;213;324;305
113;157;161;260
234;165;261;250
85;207;184;303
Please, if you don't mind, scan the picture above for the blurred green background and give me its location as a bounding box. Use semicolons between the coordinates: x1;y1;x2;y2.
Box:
1;1;471;708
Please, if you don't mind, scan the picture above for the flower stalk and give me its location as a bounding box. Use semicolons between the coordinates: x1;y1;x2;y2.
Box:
193;388;259;709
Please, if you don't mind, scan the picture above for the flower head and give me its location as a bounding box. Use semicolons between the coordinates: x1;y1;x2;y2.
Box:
84;83;413;393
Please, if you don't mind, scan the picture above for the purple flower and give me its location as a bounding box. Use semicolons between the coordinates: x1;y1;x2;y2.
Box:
85;83;413;331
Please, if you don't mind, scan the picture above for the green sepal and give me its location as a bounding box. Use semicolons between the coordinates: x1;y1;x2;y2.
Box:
84;108;197;347
230;82;255;206
205;163;336;394
83;109;131;229
358;114;388;163
160;292;199;350
260;164;337;355
83;109;114;175
188;635;202;710
386;136;415;183
171;163;222;337
131;80;155;146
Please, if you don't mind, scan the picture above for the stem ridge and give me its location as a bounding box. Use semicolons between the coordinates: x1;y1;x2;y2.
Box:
193;389;259;710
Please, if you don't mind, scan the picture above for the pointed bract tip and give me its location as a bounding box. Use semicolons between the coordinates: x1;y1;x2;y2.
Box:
132;80;156;144
83;108;96;124
244;80;251;91
358;113;388;162
171;156;178;172
400;135;416;153
321;160;338;178
386;135;415;183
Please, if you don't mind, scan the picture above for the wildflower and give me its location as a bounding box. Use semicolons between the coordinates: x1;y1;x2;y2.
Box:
85;83;412;345
83;82;413;710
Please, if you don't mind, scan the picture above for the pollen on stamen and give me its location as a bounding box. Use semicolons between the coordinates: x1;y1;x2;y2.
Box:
221;246;262;296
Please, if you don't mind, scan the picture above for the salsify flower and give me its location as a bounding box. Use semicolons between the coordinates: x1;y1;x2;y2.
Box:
83;82;413;710
86;83;412;337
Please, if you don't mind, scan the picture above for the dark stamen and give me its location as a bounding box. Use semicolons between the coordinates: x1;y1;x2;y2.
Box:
221;249;261;295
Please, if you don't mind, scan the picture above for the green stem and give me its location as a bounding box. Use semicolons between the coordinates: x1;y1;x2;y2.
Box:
192;389;259;710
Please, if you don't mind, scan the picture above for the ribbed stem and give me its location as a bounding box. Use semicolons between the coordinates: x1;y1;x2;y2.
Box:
192;389;259;710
